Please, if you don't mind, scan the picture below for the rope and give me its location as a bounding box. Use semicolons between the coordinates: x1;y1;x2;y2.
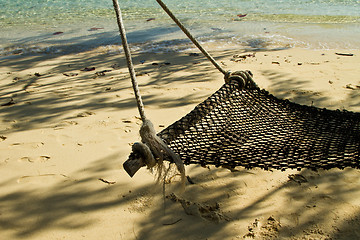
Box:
155;0;231;81
112;0;147;122
112;0;185;186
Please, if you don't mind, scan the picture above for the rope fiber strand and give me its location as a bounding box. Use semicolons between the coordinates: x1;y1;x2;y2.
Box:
155;0;230;80
112;0;146;122
112;0;185;186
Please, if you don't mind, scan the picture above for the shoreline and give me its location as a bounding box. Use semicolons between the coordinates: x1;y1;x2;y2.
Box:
1;17;360;56
1;46;360;239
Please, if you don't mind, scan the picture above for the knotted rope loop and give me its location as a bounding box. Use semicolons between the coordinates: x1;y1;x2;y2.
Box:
132;142;156;168
228;70;257;89
224;70;232;83
139;120;185;185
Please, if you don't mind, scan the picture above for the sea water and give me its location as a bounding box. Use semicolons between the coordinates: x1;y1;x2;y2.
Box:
0;0;359;55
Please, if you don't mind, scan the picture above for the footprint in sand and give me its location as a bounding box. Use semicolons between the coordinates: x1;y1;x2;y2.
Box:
17;173;69;183
19;157;31;162
243;216;281;239
3;119;17;124
2;119;18;130
76;111;95;118
167;193;230;223
11;142;44;148
128;193;153;213
54;120;78;129
19;155;50;163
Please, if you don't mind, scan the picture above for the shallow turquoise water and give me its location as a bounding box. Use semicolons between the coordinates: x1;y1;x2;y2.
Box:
0;0;359;55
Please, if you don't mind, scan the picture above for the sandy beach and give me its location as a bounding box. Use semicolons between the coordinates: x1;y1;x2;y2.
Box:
1;47;360;239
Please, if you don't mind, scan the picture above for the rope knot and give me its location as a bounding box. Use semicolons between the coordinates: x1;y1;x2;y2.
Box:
138;119;186;188
224;70;232;83
131;142;156;168
227;70;257;89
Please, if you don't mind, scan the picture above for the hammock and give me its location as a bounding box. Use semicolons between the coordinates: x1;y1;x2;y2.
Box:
111;0;360;177
125;71;360;175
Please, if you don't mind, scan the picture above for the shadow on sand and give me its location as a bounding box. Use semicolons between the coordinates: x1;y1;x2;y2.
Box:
1;28;360;239
1;156;360;239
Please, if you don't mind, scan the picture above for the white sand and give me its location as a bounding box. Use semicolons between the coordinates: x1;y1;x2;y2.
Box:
1;48;360;239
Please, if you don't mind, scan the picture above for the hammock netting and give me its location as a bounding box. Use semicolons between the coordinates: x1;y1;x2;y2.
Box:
128;71;360;171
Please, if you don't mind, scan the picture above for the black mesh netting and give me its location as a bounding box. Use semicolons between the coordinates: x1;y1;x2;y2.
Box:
130;72;360;171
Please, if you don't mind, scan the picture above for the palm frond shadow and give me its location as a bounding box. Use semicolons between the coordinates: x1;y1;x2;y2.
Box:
1;154;359;239
135;167;360;240
0;47;225;134
0;152;156;238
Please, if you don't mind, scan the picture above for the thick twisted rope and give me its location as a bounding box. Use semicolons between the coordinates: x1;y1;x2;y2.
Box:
155;0;231;81
112;0;185;186
112;0;146;122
